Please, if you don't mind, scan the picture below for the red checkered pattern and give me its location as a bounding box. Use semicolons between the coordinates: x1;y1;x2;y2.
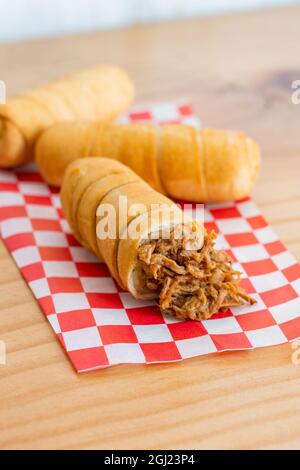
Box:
0;101;299;373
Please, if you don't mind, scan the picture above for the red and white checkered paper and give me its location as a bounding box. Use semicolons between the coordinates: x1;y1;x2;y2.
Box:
1;101;300;373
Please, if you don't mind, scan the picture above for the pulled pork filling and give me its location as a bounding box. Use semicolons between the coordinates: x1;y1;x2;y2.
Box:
137;230;256;320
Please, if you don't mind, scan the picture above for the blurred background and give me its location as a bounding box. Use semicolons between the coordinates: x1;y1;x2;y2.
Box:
0;0;299;42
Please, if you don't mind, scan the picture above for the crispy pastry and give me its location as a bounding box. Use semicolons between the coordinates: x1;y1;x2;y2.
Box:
37;122;261;202
61;157;255;320
0;66;134;167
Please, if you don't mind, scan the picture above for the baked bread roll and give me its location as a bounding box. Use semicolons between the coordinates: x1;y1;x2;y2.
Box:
0;66;134;167
37;122;261;202
61;157;255;320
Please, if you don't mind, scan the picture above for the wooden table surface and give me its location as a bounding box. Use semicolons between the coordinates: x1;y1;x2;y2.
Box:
1;5;300;450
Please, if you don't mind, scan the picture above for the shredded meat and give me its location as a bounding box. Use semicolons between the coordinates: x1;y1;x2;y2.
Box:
137;230;256;321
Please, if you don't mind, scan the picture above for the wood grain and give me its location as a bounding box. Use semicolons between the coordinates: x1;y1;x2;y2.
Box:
0;5;300;450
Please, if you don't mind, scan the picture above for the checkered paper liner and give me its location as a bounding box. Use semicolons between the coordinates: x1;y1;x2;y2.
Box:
0;101;300;373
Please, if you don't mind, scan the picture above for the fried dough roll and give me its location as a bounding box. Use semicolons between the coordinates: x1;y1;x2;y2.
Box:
61;157;255;320
0;65;134;167
37;122;260;202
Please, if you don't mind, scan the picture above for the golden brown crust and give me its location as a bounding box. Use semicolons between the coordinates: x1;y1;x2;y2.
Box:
61;158;255;317
35;122;95;187
37;122;261;202
96;180;173;286
159;124;205;201
61;158;134;243
202;128;261;201
89;124;165;193
77;173;139;255
115;124;165;194
0;65;134;168
61;157;181;291
0;119;29;167
60;158;105;236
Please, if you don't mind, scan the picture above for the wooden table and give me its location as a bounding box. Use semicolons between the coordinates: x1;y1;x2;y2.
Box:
1;5;300;450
